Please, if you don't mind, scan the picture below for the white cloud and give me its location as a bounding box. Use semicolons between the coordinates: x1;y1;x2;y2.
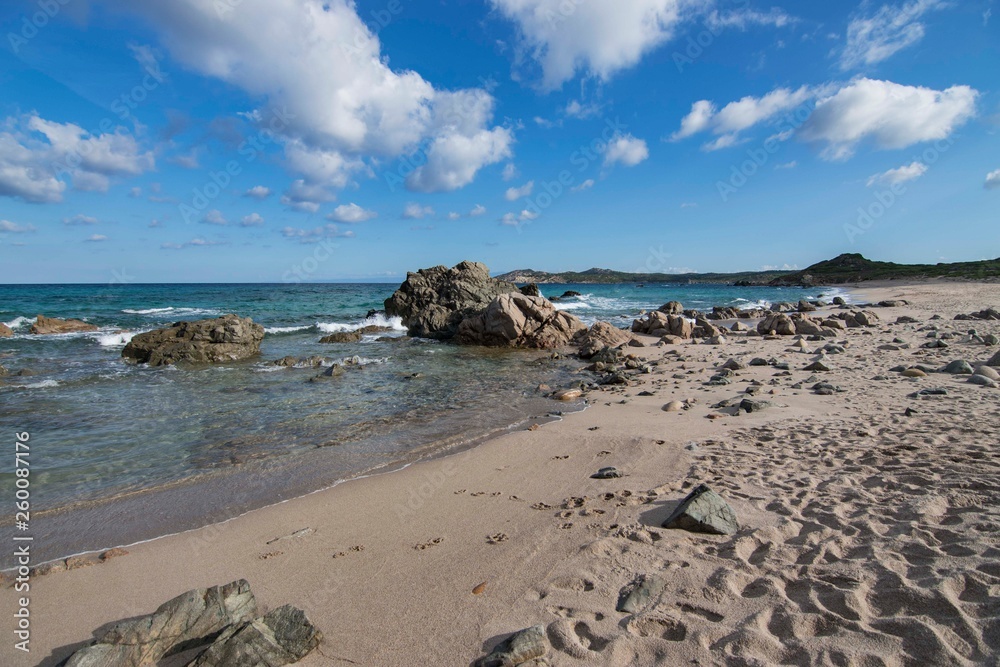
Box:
470;204;487;216
506;180;535;201
168;149;200;169
240;213;265;227
986;169;1000;190
705;7;796;31
245;185;272;199
281;179;336;213
571;179;595;192
64;214;99;226
0;114;153;203
604;134;649;166
0;220;35;233
500;210;538;227
202;209;228;226
280;224;354;243
671;87;813;144
161;238;227;250
565;99;601;119
327;203;377;223
502;163;518;181
129;186;142;198
775;161;797;170
840;0;947;70
448;212;461;221
402;203;434;219
801;78;978;160
867;161;928;187
112;0;509;193
84;234;108;242
490;0;693;89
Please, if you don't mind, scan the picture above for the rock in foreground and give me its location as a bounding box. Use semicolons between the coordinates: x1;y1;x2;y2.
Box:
122;315;265;366
30;315;99;335
474;625;548;667
189;605;322;667
456;293;587;349
384;261;517;339
663;484;739;535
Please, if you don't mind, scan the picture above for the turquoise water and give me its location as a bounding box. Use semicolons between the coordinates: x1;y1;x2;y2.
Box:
0;281;837;566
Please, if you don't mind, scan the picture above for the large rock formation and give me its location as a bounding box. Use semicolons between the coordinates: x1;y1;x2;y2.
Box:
632;311;693;339
757;313;796;336
384;261;518;339
63;580;258;667
456;293;586;349
0;323;12;337
577;321;633;358
122;315;265;366
30;315;99;335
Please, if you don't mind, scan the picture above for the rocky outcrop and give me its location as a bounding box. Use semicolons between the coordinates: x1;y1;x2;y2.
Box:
319;331;362;344
577;322;633;359
384;261;518;339
519;283;541;297
189;605;322;667
0;323;12;337
663;484;739;535
632;312;692;339
122;315;265;366
757;313;796;336
30;315;99;335
658;301;684;315
456;293;586;349
63;580;258;667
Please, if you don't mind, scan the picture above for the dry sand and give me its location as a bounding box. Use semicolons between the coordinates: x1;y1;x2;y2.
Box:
3;280;1000;666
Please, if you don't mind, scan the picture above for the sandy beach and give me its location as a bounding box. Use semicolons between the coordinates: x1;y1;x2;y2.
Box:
4;280;1000;666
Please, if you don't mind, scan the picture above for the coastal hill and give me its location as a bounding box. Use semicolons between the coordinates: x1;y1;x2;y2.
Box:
497;254;1000;286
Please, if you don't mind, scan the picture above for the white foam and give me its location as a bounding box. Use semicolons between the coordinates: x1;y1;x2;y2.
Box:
552;302;590;311
329;355;389;368
94;331;138;347
24;380;60;389
122;307;175;315
264;325;313;334
317;313;406;333
122;307;220;317
3;316;32;329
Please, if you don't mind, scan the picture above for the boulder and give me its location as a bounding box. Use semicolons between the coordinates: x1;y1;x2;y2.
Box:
968;375;998;388
832;297;847;306
122;315;265;366
974;366;1000;381
577;322;633;359
456;293;586;349
319;331;362;344
730;321;748;332
384;261;518;339
519;283;541;298
63;580;258;667
878;300;909;307
940;360;974;375
30;315;99;335
0;323;12;337
188;605;322;667
475;625;548;667
757;313;796;336
739;398;773;413
797;300;817;312
658;301;683;315
988;350;1000;367
663;484;739;535
632;311;692;339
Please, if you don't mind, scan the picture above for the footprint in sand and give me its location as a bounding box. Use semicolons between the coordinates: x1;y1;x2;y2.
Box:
487;533;508;545
414;537;444;550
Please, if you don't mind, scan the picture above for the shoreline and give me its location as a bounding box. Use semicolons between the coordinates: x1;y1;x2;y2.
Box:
4;280;999;665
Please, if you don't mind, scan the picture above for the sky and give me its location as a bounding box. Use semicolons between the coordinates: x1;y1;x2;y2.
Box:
0;0;997;283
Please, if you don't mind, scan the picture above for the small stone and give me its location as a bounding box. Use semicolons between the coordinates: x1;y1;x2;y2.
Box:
902;368;927;378
662;484;739;535
616;574;667;614
749;358;768;367
591;467;623;479
554;388;583;401
100;548;129;562
940;360;974;375
475;625;548;667
662;401;685;413
968;375;998;387
803;361;830;372
720;358;745;371
739;398;773;414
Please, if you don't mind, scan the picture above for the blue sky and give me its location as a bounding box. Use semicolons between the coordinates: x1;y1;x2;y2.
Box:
0;0;997;283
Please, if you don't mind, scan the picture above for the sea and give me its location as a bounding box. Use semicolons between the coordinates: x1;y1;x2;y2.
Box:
0;281;843;567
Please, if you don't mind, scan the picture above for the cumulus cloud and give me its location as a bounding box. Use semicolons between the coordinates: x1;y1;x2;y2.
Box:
281;179;336;213
201;209;228;225
867;161;928;187
327;203;377;223
470;204;487;217
280;224;354;243
402;203;434;219
244;185;272;199
505;181;534;201
240;213;265;227
840;0;947;71
63;214;99;226
604;135;649;166
502;163;518;181
500;209;538;226
565;100;601;119
671;86;813;148
0;114;153;203
490;0;695;89
0;220;35;233
111;0;510;193
800;78;977;160
986;169;1000;190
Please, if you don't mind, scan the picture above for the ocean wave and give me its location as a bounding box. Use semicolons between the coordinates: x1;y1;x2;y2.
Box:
552;301;590;311
3;316;33;330
317;313;406;333
93;331;138;347
122;307;221;317
330;355;389;368
23;379;60;389
264;325;314;334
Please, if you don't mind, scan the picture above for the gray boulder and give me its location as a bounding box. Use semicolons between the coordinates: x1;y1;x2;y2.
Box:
319;331;362;344
974;366;1000;381
456;293;586;349
940;360;974;375
122;315;264;366
188;605;322;667
475;625;548;667
577;322;633;359
663;484;739;535
988;350;1000;367
64;580;258;667
384;261;517;339
968;375;998;388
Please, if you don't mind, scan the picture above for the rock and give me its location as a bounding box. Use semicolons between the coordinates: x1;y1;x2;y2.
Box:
803;361;831;372
984;334;999;346
519;283;541;298
797;300;817;312
319;331;362;344
0;323;12;337
577;322;633;359
475;625;548;667
456;293;586;349
633;311;692;339
749;358;769;367
188;605;322;667
730;321;748;332
896;316;919;324
940;360;974;375
658;301;684;315
878;300;909;307
757;313;796;336
662;484;739;535
0;364;6;377
591;467;623;479
554;388;583;401
627;338;646;347
987;350;1000;367
63;580;258;667
616;574;667;614
845;310;880;328
273;356;326;368
739;398;773;414
30;315;99;335
384;261;518;339
910;388;949;398
122;315;265;366
974;366;1000;381
832;297;847;306
902;368;927;378
922;340;949;349
822;319;846;331
968;375;998;388
720;358;745;371
705;335;727;345
662;401;685;413
560;291;582;299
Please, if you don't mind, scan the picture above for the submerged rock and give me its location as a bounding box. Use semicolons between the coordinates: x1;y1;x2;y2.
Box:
474;625;548;667
122;315;265;366
456;293;586;349
189;605;322;667
0;323;12;337
30;315;99;335
663;484;739;535
319;331;362;344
